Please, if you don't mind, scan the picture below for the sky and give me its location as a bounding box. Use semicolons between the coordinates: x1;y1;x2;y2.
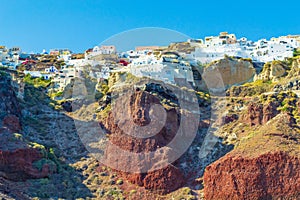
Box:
0;0;299;53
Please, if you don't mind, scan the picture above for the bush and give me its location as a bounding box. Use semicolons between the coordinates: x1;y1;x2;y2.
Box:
13;133;23;141
293;48;300;57
53;91;63;97
33;158;57;173
116;179;123;185
24;74;51;88
30;142;47;156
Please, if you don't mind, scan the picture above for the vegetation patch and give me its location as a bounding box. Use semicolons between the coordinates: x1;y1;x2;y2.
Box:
24;74;51;88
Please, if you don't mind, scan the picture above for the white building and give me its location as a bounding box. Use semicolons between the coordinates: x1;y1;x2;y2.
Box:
9;47;21;56
128;54;195;86
187;34;300;64
52;65;78;90
187;44;247;64
85;45;117;59
0;46;21;69
45;66;58;73
24;71;52;80
205;32;237;47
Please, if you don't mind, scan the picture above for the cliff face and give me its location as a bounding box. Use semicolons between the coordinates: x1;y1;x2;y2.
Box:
104;90;179;153
101;90;185;194
204;104;300;200
254;61;288;82
0;147;49;181
2;55;299;199
0;75;21;124
245;101;279;126
287;57;300;78
202;57;256;89
0;74;51;182
204;151;300;200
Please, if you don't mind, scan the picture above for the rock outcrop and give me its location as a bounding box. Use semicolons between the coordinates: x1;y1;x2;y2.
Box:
0;74;52;181
204;151;300;200
122;165;185;194
246;102;263;126
2;115;22;133
0;147;50;181
245;101;279;126
204;110;300;200
262;101;280;124
101;90;185;194
202;57;256;89
0;75;21;123
254;61;288;82
287;57;300;78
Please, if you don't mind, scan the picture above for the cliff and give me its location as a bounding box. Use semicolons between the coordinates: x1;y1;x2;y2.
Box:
0;74;52;182
1;53;300;199
254;60;288;82
204;108;300;199
204;151;300;200
101;89;185;194
201;57;256;90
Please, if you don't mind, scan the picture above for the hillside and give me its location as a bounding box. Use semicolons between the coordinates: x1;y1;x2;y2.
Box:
0;56;299;199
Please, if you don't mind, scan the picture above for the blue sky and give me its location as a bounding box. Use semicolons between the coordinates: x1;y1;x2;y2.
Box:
0;0;299;53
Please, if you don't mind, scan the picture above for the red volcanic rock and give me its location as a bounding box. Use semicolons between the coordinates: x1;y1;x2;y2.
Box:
247;103;263;126
203;151;300;200
0;148;50;181
245;102;280;126
123;165;185;194
262;101;279;124
130;91;159;126
101;90;186;194
2;115;22;133
221;114;239;125
103;90;180;153
0;74;52;182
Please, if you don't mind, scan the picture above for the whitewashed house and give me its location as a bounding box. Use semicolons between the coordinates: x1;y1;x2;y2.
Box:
45;66;58;73
9;47;21;56
205;32;237;47
187;33;300;64
128;54;195;86
85;45;117;59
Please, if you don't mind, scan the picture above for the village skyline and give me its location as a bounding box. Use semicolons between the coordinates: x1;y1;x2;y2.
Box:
1;0;299;52
2;31;300;54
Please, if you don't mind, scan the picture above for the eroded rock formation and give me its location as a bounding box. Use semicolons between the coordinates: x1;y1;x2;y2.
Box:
255;61;288;82
245;101;279;126
101;90;185;194
202;57;256;89
204;151;300;200
0;74;52;182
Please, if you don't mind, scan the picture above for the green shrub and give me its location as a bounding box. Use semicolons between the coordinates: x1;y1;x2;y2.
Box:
24;74;51;88
33;158;57;172
13;133;23;141
53;91;63;97
293;48;300;57
116;179;123;185
29;142;47;156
